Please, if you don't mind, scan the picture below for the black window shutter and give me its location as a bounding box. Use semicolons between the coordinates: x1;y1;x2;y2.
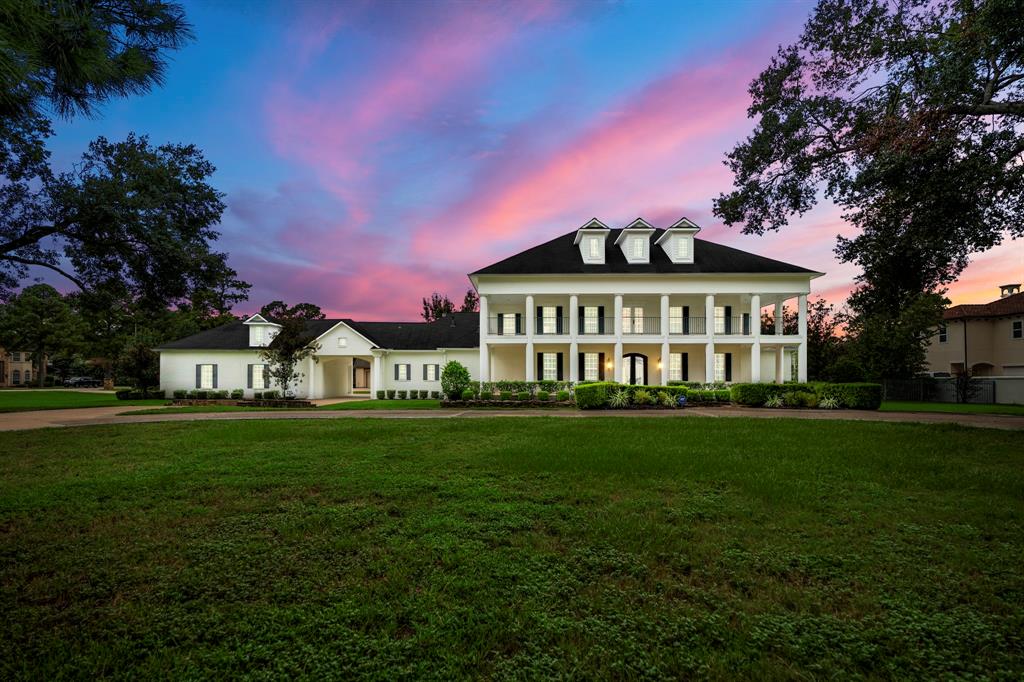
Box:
515;313;522;334
195;365;201;389
683;306;690;334
683;353;689;380
264;367;270;389
578;307;584;333
742;312;750;335
556;306;564;334
556;353;563;381
212;365;218;389
536;352;543;380
597;306;605;333
422;364;427;380
536;306;543;332
598;352;605;380
578;353;584;380
496;312;503;333
725;306;732;334
394;363;399;380
725;353;732;382
247;364;253;389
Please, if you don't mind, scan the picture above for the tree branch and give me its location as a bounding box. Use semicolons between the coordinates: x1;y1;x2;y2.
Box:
0;223;63;255
942;102;1024;116
1;255;85;289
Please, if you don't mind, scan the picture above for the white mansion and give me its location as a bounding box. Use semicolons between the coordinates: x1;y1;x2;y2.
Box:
158;218;821;398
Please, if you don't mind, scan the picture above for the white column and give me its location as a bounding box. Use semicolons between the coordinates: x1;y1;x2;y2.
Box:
705;341;715;384
479;295;489;381
613;341;623;383
776;347;785;384
705;294;715;337
613;294;623;337
797;294;808;381
660;341;670;385
525;295;535;339
569;294;579;338
308;356;317;399
569;341;579;382
371;351;383;397
525;341;535;381
775;301;783;336
660;294;669;338
750;294;761;383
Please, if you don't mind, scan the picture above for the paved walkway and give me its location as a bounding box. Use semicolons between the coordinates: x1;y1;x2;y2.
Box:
1;405;1021;432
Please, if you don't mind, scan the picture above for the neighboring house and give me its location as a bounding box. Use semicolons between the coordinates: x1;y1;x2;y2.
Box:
926;284;1024;377
0;349;36;387
157;218;823;398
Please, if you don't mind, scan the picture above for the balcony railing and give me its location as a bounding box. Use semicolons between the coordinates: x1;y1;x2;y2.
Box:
711;316;753;335
487;315;524;335
667;316;706;335
578;317;613;335
535;317;570;335
622;317;661;335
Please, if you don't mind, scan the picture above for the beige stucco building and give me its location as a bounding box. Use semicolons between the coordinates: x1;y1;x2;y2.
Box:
0;349;36;387
925;285;1024;377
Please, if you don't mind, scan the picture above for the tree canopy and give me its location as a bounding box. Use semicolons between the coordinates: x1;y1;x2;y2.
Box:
0;283;84;386
715;0;1023;305
421;290;480;322
258;301;324;397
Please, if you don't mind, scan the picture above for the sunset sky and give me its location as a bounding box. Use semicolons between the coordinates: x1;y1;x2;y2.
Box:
45;0;1023;319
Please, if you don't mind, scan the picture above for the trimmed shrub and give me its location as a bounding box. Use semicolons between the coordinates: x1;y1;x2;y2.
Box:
195;389;209;399
783;390;817;408
441;361;472;400
536;390;550;401
231;389;244;400
477;391;491;401
396;390;407;399
516;391;530;401
556;390;570;402
835;382;882;409
420;390;429;399
376;390;385;400
499;391;512;401
575;382;614;409
715;389;731;403
461;388;475;401
386;390;396;399
173;389;187;399
254;391;263;400
215;390;230;399
430;391;440;399
730;383;781;407
263;390;280;399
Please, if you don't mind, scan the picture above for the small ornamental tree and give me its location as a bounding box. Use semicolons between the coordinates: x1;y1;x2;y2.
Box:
440;360;471;400
257;301;324;398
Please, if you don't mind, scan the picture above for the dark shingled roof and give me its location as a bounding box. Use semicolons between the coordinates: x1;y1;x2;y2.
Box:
156;313;479;351
944;291;1024;321
471;228;818;276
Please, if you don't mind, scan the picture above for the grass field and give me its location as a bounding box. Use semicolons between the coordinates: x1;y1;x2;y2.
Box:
0;418;1021;678
0;389;167;413
880;400;1024;415
124;398;444;415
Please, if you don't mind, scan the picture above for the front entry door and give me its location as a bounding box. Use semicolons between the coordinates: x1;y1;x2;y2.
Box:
623;353;647;385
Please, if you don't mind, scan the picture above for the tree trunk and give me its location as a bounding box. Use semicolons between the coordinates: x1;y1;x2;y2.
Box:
36;348;46;387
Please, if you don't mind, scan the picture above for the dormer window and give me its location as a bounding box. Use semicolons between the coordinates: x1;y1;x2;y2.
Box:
253;326;264;346
657;217;700;264
575;218;610;264
631;237;645;259
588;237;601;259
616;218;655;264
676;237;691;260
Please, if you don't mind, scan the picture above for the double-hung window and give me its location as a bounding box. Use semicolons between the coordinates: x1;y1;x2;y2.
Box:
541;306;558;334
938;324;948;343
588;237;601;259
501;313;516;336
11;369;19;384
252;326;263;346
396;364;410;381
252;363;266;389
583;306;599;334
676;237;691;260
631;237;645;259
11;352;19;361
1013;320;1023;339
424;364;439;381
714;306;726;334
583;352;599;381
713;353;726;383
669;306;683;334
669;353;683;382
623;307;644;334
542;353;558;381
199;364;215;389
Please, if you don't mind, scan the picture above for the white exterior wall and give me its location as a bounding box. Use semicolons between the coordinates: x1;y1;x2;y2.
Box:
160;350;271;397
376;349;478;394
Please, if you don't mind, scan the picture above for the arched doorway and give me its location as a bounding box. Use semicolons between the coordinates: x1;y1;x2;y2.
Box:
622;352;648;385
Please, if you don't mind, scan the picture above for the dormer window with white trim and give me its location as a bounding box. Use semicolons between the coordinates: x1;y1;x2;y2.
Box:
615;218;655;264
588;237;601;259
631;237;645;259
575;218;610;264
656;217;700;264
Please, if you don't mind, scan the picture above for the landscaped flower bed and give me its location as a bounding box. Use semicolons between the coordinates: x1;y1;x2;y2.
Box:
440;399;572;408
730;382;882;410
170;399;315;408
575;382;723;409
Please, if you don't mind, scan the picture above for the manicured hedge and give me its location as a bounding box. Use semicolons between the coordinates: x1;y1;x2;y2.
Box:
730;382;882;410
575;382;616;409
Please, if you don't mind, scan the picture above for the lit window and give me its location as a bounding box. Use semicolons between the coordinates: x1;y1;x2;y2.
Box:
542;306;557;334
714;306;726;334
397;364;410;381
199;364;215;389
588;237;601;258
425;364;438;381
623;307;644;333
714;353;726;382
252;326;263;346
669;353;683;381
631;238;644;259
252;364;266;388
583;306;599;334
542;353;558;381
938;324;947;343
12;352;20;361
676;237;691;260
1013;320;1022;339
669;306;683;334
501;314;516;336
584;353;599;381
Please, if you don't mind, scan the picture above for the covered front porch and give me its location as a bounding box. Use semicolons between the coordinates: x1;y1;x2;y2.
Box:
305;355;375;399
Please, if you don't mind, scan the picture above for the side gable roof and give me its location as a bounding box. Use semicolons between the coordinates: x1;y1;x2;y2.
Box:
156;313;479;351
471;228;818;276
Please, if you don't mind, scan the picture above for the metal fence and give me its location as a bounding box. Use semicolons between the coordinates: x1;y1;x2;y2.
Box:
882;378;996;404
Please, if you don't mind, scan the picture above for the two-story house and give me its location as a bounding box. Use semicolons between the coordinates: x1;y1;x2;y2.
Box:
926;283;1024;377
157;218;822;398
0;349;37;387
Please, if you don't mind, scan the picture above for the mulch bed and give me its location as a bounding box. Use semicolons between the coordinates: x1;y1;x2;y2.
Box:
170;399;315;408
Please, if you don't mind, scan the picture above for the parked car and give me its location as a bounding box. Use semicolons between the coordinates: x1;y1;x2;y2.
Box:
64;376;103;388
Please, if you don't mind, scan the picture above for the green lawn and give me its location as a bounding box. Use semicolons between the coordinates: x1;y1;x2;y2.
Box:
0;389;167;413
881;400;1024;416
0;418;1021;678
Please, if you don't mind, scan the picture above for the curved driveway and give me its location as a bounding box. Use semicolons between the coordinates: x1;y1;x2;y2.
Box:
0;405;1022;431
